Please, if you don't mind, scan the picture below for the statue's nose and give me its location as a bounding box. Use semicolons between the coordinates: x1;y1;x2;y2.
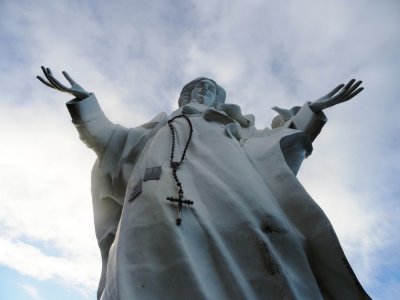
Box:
201;82;210;90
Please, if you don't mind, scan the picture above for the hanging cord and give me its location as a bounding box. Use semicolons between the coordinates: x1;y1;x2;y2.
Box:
166;114;194;226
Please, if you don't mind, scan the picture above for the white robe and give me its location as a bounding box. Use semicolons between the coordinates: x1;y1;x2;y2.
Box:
67;95;370;300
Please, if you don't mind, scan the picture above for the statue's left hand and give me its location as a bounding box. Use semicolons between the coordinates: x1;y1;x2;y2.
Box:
37;66;91;100
309;79;364;112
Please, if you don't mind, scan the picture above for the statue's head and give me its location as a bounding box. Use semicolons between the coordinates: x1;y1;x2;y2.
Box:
178;77;226;108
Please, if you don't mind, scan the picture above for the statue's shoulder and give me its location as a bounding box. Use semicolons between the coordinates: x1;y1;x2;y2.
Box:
139;112;168;129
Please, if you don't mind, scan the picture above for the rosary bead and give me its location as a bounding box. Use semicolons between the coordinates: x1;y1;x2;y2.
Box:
167;114;194;226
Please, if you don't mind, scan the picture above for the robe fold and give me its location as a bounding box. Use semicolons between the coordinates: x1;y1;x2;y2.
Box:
66;95;370;300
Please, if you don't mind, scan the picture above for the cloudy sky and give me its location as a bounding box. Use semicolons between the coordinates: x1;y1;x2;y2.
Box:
0;0;399;299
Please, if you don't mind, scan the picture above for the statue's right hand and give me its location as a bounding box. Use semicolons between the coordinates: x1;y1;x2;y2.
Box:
37;66;91;100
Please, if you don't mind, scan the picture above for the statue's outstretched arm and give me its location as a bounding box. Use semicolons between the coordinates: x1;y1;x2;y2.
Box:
37;66;91;100
38;66;119;158
309;79;364;112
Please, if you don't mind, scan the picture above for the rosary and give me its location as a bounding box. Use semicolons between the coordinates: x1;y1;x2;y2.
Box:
166;114;194;226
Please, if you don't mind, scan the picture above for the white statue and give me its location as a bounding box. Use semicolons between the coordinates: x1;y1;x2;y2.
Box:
38;67;370;300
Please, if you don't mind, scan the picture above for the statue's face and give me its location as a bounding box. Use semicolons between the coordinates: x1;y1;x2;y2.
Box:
190;79;217;106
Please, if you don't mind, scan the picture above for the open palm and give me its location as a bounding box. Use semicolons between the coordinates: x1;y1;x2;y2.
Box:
37;66;90;100
310;79;363;112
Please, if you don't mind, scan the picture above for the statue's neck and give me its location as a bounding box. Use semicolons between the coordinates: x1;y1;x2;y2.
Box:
171;102;252;129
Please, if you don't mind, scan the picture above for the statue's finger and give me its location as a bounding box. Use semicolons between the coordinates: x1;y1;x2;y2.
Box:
331;86;348;100
48;75;68;92
62;71;76;85
327;84;345;97
46;68;60;85
346;80;362;96
343;79;356;90
41;66;50;77
41;67;65;92
46;70;70;92
347;87;364;99
46;68;60;83
37;76;55;89
41;66;53;84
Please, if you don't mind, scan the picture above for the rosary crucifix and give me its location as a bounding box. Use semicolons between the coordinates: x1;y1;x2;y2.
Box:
166;114;194;225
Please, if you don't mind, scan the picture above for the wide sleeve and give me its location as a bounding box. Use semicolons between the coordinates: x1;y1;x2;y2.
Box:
286;102;327;143
267;102;328;175
66;94;122;158
92;113;168;299
67;95;169;299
